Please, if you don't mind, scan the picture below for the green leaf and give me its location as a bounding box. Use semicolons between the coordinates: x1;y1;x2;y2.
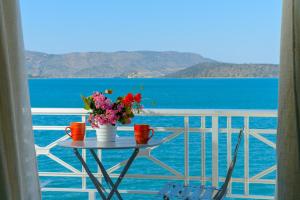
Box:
84;104;91;110
81;95;91;110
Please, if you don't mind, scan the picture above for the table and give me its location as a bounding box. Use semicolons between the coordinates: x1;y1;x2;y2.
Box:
58;137;163;200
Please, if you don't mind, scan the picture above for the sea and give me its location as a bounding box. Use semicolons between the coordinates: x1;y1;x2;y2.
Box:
29;78;278;200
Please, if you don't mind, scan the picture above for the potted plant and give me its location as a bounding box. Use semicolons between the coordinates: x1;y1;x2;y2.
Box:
82;90;142;142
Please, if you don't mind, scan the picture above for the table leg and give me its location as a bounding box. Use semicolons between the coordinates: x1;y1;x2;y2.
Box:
73;148;107;200
89;149;123;200
106;148;140;200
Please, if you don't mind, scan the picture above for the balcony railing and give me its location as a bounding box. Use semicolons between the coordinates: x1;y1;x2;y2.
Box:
32;108;277;200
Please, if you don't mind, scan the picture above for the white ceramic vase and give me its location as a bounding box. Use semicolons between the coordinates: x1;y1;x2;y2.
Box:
95;124;117;142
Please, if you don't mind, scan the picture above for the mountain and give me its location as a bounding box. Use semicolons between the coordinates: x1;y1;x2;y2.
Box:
25;51;215;78
25;51;279;78
165;62;279;78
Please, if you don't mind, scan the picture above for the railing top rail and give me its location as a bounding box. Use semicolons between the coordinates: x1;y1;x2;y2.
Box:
31;108;277;117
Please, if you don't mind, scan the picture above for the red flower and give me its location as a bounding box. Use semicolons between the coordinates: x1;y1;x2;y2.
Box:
134;93;142;103
126;93;134;101
122;93;134;105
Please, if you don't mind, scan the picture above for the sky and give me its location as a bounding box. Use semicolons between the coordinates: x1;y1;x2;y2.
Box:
20;0;282;64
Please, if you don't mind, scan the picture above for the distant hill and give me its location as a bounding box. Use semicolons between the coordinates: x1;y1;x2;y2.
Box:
165;62;279;78
25;51;214;78
25;51;279;78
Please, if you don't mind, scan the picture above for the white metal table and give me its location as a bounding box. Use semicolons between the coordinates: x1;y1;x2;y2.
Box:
58;137;163;200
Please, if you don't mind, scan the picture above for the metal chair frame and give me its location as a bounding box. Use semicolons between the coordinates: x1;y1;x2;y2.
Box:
160;129;244;200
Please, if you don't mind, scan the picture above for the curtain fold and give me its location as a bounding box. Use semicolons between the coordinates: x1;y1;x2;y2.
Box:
0;0;41;199
277;0;300;199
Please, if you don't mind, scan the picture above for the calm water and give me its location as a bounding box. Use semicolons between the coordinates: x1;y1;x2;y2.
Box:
29;78;278;109
29;78;278;200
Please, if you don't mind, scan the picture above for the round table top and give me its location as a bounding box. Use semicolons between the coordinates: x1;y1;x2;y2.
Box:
58;137;163;149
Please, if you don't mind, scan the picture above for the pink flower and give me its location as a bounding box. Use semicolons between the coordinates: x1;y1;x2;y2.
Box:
105;109;119;125
117;104;124;112
89;110;119;126
92;92;112;110
95;114;107;125
88;114;99;128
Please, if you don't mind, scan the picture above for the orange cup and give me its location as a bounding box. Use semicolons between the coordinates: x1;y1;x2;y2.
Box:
134;124;154;144
65;122;86;141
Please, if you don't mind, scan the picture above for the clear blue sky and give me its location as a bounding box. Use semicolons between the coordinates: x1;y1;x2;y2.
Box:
20;0;282;64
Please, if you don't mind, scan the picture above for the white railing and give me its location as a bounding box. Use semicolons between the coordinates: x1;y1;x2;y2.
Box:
32;108;277;200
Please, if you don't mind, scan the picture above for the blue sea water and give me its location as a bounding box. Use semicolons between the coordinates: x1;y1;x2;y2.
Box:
29;78;278;200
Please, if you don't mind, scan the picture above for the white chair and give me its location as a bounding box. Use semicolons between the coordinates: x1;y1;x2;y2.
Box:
159;129;244;200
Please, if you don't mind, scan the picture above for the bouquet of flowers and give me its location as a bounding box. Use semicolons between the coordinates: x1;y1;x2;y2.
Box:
82;90;142;128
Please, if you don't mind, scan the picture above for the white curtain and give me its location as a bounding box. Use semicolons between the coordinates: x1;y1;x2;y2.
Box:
0;0;41;199
277;0;300;199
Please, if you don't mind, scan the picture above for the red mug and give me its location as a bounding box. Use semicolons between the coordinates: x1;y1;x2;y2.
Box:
134;124;154;144
65;122;86;141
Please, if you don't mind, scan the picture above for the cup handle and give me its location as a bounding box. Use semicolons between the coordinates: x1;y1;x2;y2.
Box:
148;128;154;141
65;127;72;138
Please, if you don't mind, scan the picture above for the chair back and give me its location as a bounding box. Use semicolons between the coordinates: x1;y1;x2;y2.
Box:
213;129;243;200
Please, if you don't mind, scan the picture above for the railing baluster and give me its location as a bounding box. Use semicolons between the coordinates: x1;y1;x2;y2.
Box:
227;116;232;194
244;116;250;195
212;115;219;187
201;116;206;185
184;116;189;186
88;191;95;200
